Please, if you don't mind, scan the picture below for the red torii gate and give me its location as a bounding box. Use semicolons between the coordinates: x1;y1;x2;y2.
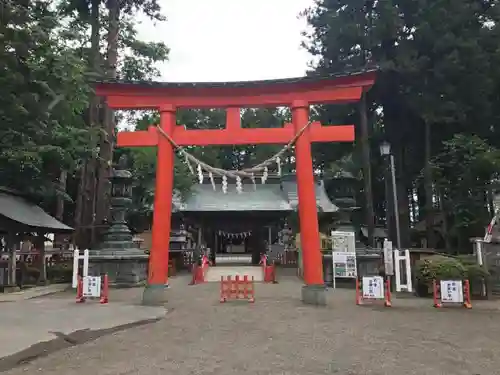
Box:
95;70;376;305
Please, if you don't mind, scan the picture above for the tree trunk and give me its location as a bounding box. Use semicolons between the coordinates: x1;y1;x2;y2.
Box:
95;0;119;228
74;0;101;249
54;170;67;249
359;93;375;246
55;170;67;221
424;120;435;248
394;145;411;248
73;164;86;248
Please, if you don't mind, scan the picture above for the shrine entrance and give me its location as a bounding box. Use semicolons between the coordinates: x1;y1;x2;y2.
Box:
95;70;376;305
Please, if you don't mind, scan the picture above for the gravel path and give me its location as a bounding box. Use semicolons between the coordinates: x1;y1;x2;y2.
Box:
3;274;500;375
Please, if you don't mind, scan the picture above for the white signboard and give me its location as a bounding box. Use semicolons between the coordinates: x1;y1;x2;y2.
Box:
331;230;356;253
440;280;463;303
383;239;394;276
362;276;384;299
333;251;357;278
83;276;101;298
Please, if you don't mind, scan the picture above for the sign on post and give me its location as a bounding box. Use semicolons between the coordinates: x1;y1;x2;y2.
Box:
331;230;357;289
76;274;109;304
331;230;356;253
433;279;471;309
356;276;392;307
83;276;102;298
333;251;357;278
383;239;394;276
440;280;463;303
362;276;384;299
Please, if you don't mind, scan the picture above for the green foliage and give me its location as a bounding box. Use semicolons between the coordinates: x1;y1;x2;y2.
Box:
46;263;73;283
0;0;93;201
415;255;467;284
430;134;500;240
303;0;500;249
415;254;489;287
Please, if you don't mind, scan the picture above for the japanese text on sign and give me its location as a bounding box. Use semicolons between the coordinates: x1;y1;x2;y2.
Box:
362;276;384;299
440;280;464;303
83;276;101;298
333;251;357;278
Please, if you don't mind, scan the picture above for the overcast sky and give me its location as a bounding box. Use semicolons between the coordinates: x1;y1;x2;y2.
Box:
135;0;316;82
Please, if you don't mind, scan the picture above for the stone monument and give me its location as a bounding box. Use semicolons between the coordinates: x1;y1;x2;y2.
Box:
89;155;149;286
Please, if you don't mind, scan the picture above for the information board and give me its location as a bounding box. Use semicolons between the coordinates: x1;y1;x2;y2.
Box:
333;251;357;278
83;276;101;298
362;276;384;299
440;280;464;303
331;230;356;253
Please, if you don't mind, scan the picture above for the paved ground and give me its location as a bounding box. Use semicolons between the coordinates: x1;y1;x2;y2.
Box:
2;274;500;375
0;290;166;365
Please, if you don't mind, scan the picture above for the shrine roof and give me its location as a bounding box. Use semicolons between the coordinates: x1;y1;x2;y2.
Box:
172;176;338;213
96;67;377;90
0;189;73;233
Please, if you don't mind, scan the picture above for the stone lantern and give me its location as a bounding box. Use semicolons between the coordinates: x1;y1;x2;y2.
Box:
329;171;359;233
89;155;148;286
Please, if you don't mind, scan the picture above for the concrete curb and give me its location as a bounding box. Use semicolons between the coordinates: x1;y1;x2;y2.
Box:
0;284;71;302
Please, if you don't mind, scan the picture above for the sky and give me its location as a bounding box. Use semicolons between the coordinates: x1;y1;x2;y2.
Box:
135;0;316;82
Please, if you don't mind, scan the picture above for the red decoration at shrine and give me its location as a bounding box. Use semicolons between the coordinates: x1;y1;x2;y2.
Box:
95;70;376;290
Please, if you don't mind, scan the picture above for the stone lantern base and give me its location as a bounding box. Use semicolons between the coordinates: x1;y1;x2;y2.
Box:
89;248;149;288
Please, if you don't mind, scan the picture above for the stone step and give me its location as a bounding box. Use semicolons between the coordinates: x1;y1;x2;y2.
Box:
215;254;252;265
205;266;264;282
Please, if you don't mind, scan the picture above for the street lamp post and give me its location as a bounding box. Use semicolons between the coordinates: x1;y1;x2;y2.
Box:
380;141;401;249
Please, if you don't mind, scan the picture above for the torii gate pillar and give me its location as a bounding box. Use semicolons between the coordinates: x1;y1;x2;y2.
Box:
292;101;325;303
142;105;176;305
95;70;377;306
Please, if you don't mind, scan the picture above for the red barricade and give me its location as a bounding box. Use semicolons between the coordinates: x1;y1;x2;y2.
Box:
433;279;472;309
189;255;210;285
220;275;255;303
76;274;109;304
260;254;277;283
355;276;392;307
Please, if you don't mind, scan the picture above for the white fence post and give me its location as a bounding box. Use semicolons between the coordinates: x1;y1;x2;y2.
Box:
393;249;412;292
72;249;89;288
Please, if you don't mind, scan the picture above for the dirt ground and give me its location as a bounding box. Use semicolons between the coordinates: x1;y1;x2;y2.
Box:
2;274;500;375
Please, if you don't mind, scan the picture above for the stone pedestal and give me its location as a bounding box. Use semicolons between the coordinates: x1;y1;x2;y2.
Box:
89;250;148;288
142;284;168;306
301;284;327;306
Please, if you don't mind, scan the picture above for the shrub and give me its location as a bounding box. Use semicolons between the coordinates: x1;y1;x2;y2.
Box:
415;255;467;286
47;263;73;283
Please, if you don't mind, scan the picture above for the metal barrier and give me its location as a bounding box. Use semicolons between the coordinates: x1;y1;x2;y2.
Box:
220;275;255;303
76;274;109;304
356;276;392;307
433;279;472;309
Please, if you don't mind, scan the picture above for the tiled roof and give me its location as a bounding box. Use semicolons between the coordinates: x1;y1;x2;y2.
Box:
281;179;339;213
0;192;73;232
173;177;339;213
173;182;292;212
